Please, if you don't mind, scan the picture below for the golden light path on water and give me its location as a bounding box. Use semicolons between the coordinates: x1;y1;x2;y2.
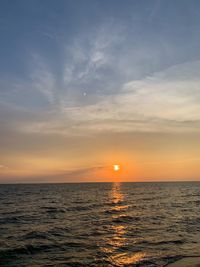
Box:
100;182;147;266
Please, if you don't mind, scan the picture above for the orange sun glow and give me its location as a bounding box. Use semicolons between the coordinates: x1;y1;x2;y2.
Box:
113;164;120;171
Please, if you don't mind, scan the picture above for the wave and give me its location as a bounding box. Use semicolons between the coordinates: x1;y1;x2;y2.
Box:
0;183;200;266
112;214;140;223
0;244;57;262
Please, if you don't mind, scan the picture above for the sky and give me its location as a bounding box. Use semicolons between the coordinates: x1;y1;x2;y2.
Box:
1;0;200;182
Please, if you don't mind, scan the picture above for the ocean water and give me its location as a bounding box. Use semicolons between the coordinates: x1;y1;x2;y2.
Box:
0;182;200;267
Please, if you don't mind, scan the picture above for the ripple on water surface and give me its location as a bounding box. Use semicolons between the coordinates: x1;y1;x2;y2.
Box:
0;182;200;266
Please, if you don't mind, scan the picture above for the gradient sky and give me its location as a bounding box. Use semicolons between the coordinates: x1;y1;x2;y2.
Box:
1;0;200;182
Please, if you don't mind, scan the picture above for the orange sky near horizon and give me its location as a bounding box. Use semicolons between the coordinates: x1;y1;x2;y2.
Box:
1;131;200;183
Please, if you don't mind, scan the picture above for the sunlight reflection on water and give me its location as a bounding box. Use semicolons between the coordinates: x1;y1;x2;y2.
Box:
111;183;124;204
101;182;147;266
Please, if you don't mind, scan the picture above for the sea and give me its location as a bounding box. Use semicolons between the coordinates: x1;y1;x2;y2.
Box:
0;182;200;266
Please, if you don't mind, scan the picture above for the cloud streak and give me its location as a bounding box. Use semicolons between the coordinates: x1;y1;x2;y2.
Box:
8;60;200;136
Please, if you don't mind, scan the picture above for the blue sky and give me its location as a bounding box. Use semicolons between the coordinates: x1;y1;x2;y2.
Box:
1;0;200;182
1;0;200;109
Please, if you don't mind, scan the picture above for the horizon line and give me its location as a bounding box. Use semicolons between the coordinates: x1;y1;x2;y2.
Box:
0;180;200;185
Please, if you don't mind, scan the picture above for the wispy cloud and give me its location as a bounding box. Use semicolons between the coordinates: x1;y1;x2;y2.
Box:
65;60;200;133
1;18;200;137
0;165;105;183
2;59;200;137
30;54;56;105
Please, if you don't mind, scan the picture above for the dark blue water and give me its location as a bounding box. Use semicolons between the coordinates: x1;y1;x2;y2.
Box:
0;182;200;266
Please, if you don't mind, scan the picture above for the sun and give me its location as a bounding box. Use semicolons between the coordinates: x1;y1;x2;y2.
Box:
113;164;120;172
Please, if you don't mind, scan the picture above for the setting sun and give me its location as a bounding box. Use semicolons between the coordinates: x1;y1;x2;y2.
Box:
113;164;120;172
